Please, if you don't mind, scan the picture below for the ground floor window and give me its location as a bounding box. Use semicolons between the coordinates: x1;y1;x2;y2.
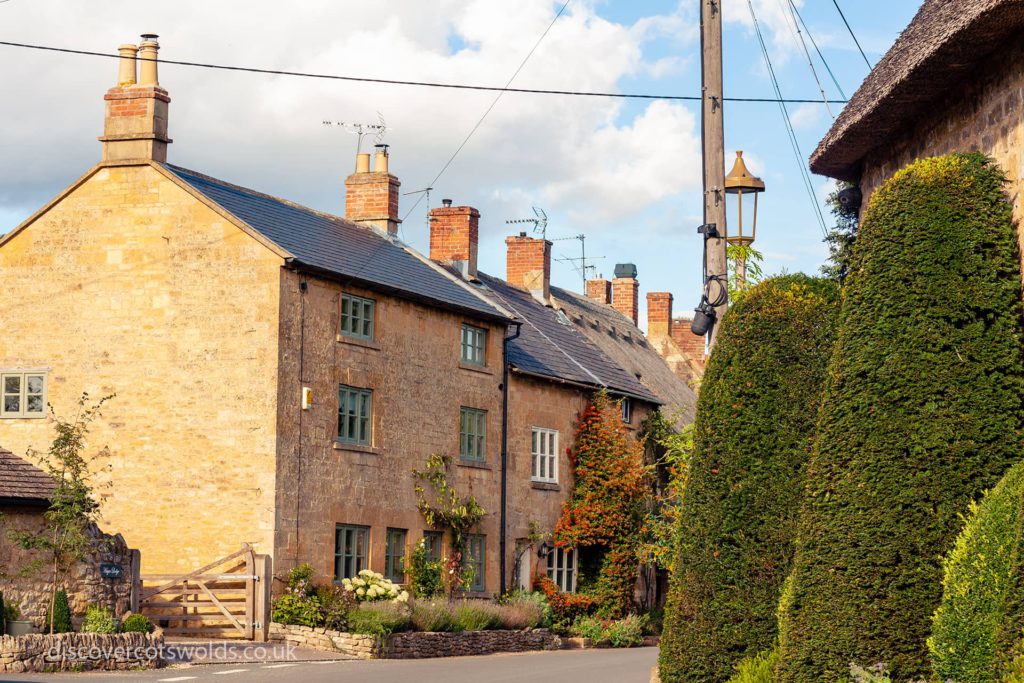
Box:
334;524;369;581
465;534;485;592
385;528;407;583
423;530;443;562
546;547;576;592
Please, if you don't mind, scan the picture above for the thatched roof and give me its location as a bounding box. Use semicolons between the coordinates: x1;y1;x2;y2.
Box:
810;0;1024;181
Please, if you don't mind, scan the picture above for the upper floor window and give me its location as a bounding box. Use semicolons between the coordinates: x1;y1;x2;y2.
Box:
460;407;487;462
531;428;559;484
334;524;369;581
621;397;633;424
338;385;372;446
460;324;487;366
546;547;576;592
1;372;46;419
341;293;375;341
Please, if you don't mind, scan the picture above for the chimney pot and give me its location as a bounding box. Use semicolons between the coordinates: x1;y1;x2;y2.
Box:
116;44;138;86
374;144;389;174
355;153;371;174
442;198;453;208
138;34;160;86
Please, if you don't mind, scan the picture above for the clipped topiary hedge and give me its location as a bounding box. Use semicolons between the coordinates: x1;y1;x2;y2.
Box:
929;461;1024;683
776;153;1024;681
659;274;840;683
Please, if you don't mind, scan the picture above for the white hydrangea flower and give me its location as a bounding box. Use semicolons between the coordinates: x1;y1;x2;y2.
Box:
356;587;366;597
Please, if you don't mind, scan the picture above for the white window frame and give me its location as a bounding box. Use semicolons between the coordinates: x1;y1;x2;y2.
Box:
621;397;633;424
1;371;47;419
546;547;577;592
531;427;559;484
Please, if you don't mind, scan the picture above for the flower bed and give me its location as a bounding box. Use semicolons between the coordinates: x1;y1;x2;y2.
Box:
0;631;164;673
269;622;560;659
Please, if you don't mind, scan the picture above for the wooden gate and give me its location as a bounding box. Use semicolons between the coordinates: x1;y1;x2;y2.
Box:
138;544;271;641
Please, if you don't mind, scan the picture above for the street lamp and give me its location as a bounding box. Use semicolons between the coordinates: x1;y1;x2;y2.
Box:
725;151;766;289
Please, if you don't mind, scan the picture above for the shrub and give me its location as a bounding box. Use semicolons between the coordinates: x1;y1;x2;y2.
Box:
776;154;1024;681
534;576;594;626
315;584;355;632
2;595;19;622
605;614;647;648
571;616;606;641
346;602;412;636
409;600;458;632
408;540;444;599
119;613;153;634
929;461;1024;682
44;590;73;633
272;593;321;628
82;604;117;634
659;274;840;683
341;570;409;603
454;602;503;631
495;594;544;630
727;647;779;683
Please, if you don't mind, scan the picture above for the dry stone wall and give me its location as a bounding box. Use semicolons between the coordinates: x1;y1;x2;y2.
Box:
0;631;163;673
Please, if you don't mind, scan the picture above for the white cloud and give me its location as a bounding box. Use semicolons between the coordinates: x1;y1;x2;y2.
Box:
722;0;806;65
789;102;825;129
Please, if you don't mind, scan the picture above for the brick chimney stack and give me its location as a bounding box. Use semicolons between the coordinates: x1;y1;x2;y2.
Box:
611;264;639;326
99;35;171;162
586;278;611;304
429;200;479;279
647;292;673;337
345;145;401;236
506;232;552;303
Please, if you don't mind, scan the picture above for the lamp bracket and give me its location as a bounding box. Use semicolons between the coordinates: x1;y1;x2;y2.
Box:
697;223;719;238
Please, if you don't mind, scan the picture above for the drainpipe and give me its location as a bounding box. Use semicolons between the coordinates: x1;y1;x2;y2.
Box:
499;321;523;595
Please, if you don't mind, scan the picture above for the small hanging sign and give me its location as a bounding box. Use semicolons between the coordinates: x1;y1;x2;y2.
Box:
99;563;123;579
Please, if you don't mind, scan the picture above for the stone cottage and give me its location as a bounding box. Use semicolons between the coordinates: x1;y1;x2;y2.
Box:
0;36;696;602
810;0;1024;232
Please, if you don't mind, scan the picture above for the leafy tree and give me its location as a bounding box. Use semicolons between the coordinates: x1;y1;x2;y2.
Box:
728;243;765;299
776;154;1024;681
636;412;693;571
820;181;859;281
658;275;840;683
11;394;112;634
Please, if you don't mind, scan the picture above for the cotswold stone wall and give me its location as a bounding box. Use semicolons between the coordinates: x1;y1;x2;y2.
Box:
269;623;561;659
1;511;138;629
0;631;163;673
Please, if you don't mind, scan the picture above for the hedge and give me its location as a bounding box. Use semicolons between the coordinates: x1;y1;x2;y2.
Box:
659;274;840;682
775;154;1024;681
930;461;1024;682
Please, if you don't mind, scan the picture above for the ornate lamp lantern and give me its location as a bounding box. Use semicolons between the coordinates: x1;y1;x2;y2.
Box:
724;151;766;288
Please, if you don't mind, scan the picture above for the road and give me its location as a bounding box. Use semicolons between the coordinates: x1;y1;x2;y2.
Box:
2;647;658;683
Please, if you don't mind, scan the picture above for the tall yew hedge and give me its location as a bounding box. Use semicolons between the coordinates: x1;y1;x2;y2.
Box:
659;274;840;683
776;154;1024;681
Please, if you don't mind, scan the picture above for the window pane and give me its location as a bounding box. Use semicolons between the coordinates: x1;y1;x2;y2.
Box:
26;395;43;413
4;396;20;413
4;376;20;394
26;376;43;394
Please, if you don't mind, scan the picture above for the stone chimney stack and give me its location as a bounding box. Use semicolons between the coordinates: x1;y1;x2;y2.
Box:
506;232;552;303
646;292;673;337
429;200;480;279
345;144;401;236
586;278;611;304
100;35;171;162
611;264;639;326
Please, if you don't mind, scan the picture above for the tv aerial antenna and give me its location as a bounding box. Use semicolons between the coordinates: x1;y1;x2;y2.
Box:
506;206;549;240
322;112;389;156
552;234;605;290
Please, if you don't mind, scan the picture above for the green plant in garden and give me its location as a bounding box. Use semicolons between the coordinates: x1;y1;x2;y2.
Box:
453;602;503;631
727;243;765;300
407;539;444;599
659;274;840;683
44;589;73;633
636;413;693;571
929;461;1024;682
820;180;860;282
9;395;113;634
727;647;779;683
776;154;1024;681
272;564;322;628
413;453;485;596
82;604;117;633
119;613;153;634
341;569;409;603
346;602;412;636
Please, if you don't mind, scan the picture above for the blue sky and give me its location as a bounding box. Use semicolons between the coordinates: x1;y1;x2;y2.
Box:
0;1;921;328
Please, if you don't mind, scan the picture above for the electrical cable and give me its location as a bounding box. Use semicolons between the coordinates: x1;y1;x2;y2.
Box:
746;0;829;240
0;39;848;105
778;0;834;118
790;1;847;100
831;0;871;69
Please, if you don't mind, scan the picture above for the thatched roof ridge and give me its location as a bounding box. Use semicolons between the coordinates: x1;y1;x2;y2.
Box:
810;0;1024;181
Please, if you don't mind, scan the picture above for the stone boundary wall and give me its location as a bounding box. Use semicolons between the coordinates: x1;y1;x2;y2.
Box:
0;631;164;673
269;623;561;659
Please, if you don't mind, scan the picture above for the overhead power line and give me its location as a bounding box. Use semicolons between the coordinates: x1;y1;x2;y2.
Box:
778;0;834;118
831;0;872;69
0;40;848;105
789;1;847;100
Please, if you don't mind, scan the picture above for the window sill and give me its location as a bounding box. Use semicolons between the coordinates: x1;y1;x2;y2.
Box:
531;481;561;492
457;361;493;375
0;414;47;420
457;460;492;470
333;441;380;455
336;334;382;351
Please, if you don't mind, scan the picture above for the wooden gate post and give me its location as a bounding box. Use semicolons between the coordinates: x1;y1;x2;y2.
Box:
129;549;142;614
255;554;272;642
244;544;256;641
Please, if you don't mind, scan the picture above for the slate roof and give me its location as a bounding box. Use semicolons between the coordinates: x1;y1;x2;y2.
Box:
810;0;1024;180
553;287;697;425
474;273;660;404
0;446;54;505
163;165;509;322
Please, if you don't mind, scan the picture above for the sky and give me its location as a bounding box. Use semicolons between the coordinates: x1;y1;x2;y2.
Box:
0;0;921;330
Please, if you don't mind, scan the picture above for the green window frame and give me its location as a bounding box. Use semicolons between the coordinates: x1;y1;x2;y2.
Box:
546;547;576;592
338;385;372;445
334;524;369;581
423;530;443;562
460;324;487;366
466;534;485;592
1;372;47;419
459;407;487;462
385;528;407;583
340;293;375;340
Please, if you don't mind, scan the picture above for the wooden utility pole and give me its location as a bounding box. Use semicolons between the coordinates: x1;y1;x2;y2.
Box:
700;0;729;348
